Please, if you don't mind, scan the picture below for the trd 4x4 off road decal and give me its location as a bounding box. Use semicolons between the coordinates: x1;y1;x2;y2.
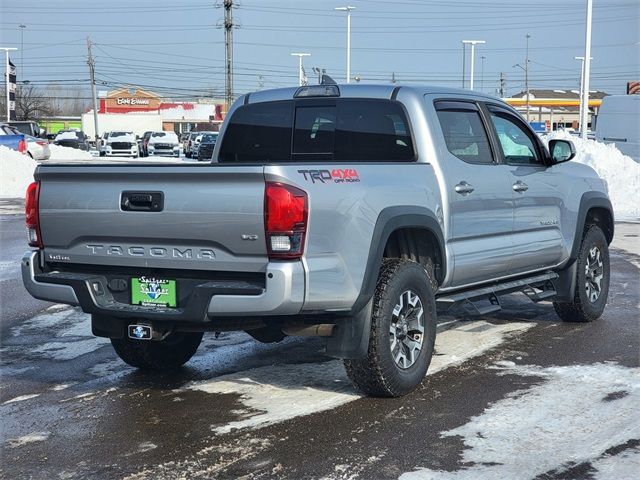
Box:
298;169;360;184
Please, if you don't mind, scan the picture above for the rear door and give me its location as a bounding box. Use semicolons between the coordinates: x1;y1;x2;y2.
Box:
432;100;514;287
485;104;566;274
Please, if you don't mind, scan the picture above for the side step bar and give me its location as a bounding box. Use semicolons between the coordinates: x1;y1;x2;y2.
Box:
436;271;559;315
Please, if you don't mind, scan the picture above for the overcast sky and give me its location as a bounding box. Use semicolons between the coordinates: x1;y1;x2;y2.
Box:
1;0;639;100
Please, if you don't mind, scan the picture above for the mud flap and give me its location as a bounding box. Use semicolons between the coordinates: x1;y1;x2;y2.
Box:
91;314;125;339
325;300;373;359
551;259;578;303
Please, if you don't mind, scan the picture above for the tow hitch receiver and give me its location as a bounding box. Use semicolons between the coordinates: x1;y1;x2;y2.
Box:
128;324;152;340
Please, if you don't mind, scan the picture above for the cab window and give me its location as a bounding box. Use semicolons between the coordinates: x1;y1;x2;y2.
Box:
490;113;542;166
436;109;493;164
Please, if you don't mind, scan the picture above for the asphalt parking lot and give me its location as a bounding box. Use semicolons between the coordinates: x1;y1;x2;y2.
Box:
1;220;638;480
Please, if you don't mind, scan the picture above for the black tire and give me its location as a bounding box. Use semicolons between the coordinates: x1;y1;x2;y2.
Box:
344;259;437;397
553;225;610;322
185;151;191;158
111;332;203;370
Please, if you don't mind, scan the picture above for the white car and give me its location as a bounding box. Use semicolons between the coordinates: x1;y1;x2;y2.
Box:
147;131;181;157
105;131;139;157
25;134;51;161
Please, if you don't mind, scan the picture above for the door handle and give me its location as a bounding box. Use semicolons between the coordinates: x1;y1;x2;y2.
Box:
454;181;475;195
512;181;529;193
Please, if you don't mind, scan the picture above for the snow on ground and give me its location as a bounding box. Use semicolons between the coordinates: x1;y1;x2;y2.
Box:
0;144;93;199
547;131;640;221
6;432;50;448
183;320;532;435
400;361;640;480
9;305;107;361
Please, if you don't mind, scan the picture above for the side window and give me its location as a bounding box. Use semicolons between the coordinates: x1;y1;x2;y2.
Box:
334;99;415;162
490;113;541;165
436;109;493;164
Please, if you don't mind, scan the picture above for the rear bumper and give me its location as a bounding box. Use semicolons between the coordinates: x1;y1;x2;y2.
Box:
21;251;305;321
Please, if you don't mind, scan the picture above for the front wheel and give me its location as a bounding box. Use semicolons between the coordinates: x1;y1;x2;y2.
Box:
553;225;610;322
344;259;437;397
111;331;203;370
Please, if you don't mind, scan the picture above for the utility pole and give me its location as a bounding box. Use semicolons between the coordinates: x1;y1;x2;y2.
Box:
291;53;310;86
580;0;593;139
86;37;99;144
334;6;355;83
224;0;234;112
498;72;506;98
480;55;486;93
391;72;397;84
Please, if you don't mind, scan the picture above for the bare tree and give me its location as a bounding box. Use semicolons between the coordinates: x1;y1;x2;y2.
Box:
15;85;54;120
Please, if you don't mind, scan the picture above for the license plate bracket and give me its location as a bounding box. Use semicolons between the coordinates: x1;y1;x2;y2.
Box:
131;276;177;308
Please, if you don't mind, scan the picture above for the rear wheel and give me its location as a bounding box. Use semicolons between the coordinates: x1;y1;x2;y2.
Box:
111;332;203;370
344;259;437;397
553;225;610;322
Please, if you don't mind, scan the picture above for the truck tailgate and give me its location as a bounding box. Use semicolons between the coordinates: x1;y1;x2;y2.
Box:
36;164;268;273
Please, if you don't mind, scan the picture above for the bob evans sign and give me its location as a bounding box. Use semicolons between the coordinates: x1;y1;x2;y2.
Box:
116;97;151;106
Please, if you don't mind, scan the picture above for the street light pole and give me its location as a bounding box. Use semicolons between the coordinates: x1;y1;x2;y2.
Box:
1;47;18;122
581;0;593;139
334;6;355;83
19;24;26;82
291;53;310;86
525;33;531;123
462;40;485;90
480;55;486;93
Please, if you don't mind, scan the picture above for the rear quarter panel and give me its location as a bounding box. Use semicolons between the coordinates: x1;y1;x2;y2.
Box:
265;164;442;311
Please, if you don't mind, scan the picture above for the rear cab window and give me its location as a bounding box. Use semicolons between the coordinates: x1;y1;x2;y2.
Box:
218;98;415;163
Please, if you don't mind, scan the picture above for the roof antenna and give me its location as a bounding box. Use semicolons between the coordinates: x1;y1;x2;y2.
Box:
321;74;337;85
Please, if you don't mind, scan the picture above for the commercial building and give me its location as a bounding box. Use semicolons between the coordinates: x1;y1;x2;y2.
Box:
505;89;608;131
82;87;225;136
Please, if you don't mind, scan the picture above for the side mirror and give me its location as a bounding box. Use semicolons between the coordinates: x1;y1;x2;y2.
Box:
548;139;576;164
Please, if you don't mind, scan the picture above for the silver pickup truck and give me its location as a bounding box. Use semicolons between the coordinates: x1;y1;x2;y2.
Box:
22;84;613;397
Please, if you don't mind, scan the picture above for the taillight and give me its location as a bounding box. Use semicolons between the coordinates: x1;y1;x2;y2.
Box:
25;181;43;248
18;138;27;154
264;182;308;259
36;140;47;147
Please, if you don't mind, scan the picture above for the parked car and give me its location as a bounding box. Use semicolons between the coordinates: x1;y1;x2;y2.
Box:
183;131;201;158
139;131;153;157
595;95;640;162
21;84;614;397
0;123;27;154
147;131;180;157
54;130;90;150
196;132;219;161
25;134;51;161
8;120;45;138
190;131;216;158
104;131;139;158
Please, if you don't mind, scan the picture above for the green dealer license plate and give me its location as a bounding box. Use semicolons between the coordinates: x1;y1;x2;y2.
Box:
131;277;177;308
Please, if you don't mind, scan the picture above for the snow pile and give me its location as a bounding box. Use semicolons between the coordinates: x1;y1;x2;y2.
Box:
0;146;36;198
48;144;94;161
547;131;640;221
1;144;94;199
